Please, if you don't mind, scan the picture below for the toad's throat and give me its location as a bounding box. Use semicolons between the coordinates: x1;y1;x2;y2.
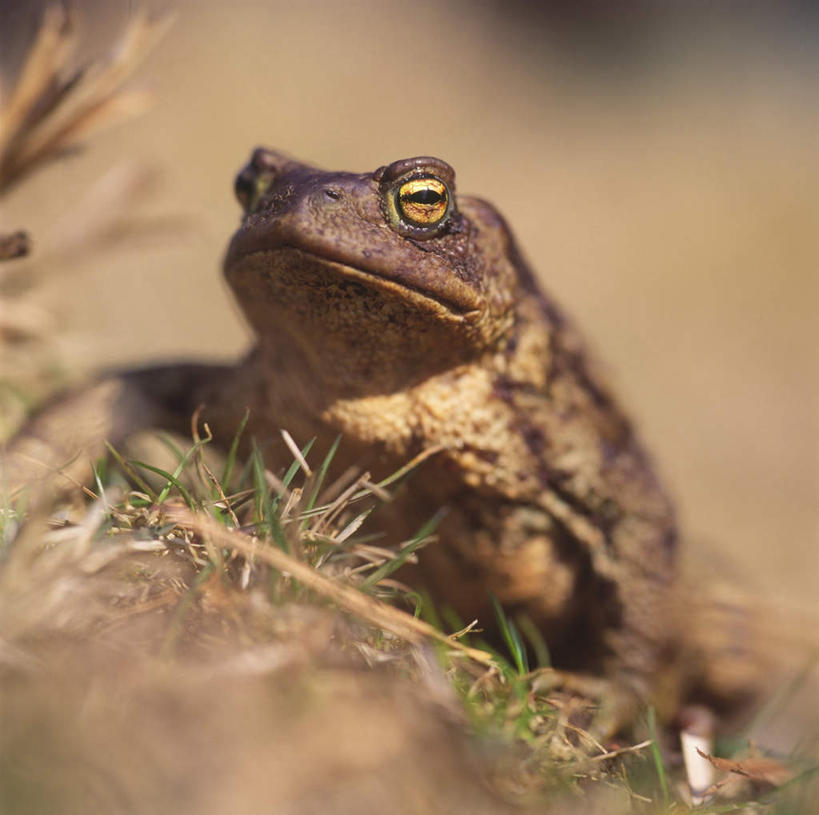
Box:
241;246;482;320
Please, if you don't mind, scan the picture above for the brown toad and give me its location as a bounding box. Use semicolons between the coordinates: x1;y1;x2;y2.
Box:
4;150;749;731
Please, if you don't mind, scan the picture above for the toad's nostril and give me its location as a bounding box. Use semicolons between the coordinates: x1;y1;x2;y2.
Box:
324;188;342;200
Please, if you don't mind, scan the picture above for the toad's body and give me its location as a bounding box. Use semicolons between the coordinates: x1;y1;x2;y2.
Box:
5;150;742;727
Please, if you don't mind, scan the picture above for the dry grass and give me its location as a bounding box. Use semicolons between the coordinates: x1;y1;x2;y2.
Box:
0;6;169;195
1;8;817;815
3;430;815;813
0;433;621;813
0;6;172;437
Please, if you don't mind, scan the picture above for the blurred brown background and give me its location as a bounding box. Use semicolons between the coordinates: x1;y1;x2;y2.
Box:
2;0;817;608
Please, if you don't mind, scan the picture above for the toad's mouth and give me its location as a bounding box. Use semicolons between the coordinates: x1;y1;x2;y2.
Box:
224;241;483;320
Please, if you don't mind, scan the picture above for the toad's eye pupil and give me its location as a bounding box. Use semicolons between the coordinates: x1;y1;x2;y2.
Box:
404;188;442;205
394;176;450;228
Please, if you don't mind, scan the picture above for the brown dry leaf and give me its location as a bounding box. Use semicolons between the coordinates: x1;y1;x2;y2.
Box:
696;748;795;787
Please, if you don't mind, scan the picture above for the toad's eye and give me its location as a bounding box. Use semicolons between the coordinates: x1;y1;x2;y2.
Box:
395;177;450;227
234;169;275;214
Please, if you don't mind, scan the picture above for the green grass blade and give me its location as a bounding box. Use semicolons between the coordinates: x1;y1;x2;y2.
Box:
250;442;268;522
515;613;551;669
130;459;196;508
417;590;444;630
474;639;517;681
90;461;112;519
154;437;212;504
156;432;186;464
356;536;424;591
491;596;529;675
221;408;249;486
646;706;670;806
92;453;109;488
303;435;341;520
274;437;316;509
373;449;435;489
105;442;157;500
250;442;287;550
358;508;446;590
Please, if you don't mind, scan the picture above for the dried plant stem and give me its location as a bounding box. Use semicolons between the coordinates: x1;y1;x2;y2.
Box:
167;506;494;666
0;7;173;193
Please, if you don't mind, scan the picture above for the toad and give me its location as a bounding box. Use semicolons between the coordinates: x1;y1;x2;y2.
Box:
3;150;757;731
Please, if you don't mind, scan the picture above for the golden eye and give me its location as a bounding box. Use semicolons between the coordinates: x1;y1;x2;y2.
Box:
395;177;450;227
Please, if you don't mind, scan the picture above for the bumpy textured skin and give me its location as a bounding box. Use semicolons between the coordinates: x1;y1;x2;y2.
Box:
222;151;678;699
5;150;699;725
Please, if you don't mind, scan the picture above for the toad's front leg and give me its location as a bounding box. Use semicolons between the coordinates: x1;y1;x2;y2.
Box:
1;363;237;495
